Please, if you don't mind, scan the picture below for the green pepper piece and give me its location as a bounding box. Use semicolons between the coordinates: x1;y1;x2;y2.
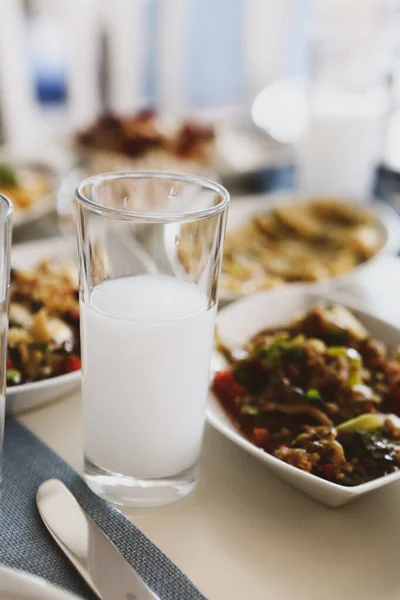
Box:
336;413;385;434
6;369;22;385
326;346;347;357
241;405;260;416
306;388;321;401
0;163;19;186
327;346;362;387
254;334;289;367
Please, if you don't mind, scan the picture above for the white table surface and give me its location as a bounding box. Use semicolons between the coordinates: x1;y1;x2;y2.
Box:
16;255;400;600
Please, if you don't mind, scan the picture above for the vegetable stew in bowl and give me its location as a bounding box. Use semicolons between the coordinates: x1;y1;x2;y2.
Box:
212;303;400;487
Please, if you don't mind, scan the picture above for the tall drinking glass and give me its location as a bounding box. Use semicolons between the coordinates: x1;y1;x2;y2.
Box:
75;172;229;507
0;195;12;486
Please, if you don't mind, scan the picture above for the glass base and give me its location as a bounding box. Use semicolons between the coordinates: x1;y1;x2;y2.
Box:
84;457;198;508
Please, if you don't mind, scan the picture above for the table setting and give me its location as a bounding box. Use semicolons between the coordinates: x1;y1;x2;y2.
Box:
2;0;400;599
1;146;400;600
1;116;400;596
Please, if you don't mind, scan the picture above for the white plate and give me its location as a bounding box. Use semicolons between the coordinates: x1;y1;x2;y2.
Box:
0;566;82;600
219;192;400;305
207;287;400;507
0;161;58;229
7;237;80;415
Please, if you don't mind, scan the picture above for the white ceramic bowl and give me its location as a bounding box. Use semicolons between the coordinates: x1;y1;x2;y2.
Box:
7;238;80;414
0;566;82;600
207;286;400;507
219;193;400;305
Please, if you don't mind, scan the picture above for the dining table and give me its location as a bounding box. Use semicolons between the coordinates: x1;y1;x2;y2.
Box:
13;249;400;600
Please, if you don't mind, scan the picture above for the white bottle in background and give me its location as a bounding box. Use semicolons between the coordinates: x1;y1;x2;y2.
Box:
297;0;394;201
298;84;389;200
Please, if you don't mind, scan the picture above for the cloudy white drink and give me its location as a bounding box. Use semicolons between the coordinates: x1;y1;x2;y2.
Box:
81;274;216;479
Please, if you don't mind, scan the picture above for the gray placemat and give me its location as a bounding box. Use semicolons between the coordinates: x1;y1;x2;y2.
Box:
0;418;206;600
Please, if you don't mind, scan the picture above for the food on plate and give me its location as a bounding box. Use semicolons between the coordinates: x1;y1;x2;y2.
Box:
7;260;80;386
212;304;400;486
221;199;384;295
0;163;51;213
75;110;216;171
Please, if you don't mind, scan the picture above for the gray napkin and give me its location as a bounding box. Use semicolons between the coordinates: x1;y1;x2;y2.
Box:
0;418;206;600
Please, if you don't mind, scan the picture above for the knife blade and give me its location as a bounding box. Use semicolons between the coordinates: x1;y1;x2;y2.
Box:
37;479;160;600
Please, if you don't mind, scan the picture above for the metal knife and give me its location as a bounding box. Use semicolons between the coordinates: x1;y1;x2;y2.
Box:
36;479;160;600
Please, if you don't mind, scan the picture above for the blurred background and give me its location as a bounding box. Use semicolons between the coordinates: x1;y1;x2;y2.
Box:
1;0;310;133
1;0;400;240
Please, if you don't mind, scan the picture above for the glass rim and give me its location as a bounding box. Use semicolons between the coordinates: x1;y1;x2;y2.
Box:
75;170;230;223
0;194;13;222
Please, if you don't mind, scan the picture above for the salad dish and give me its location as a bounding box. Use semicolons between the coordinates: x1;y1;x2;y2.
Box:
7;259;80;387
7;238;81;414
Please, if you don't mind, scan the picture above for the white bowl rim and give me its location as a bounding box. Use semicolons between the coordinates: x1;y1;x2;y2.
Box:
7;369;81;396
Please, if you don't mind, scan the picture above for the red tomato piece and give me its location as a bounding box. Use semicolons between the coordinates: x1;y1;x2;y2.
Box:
322;464;336;479
68;307;80;322
212;370;247;398
65;356;81;373
253;427;268;447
